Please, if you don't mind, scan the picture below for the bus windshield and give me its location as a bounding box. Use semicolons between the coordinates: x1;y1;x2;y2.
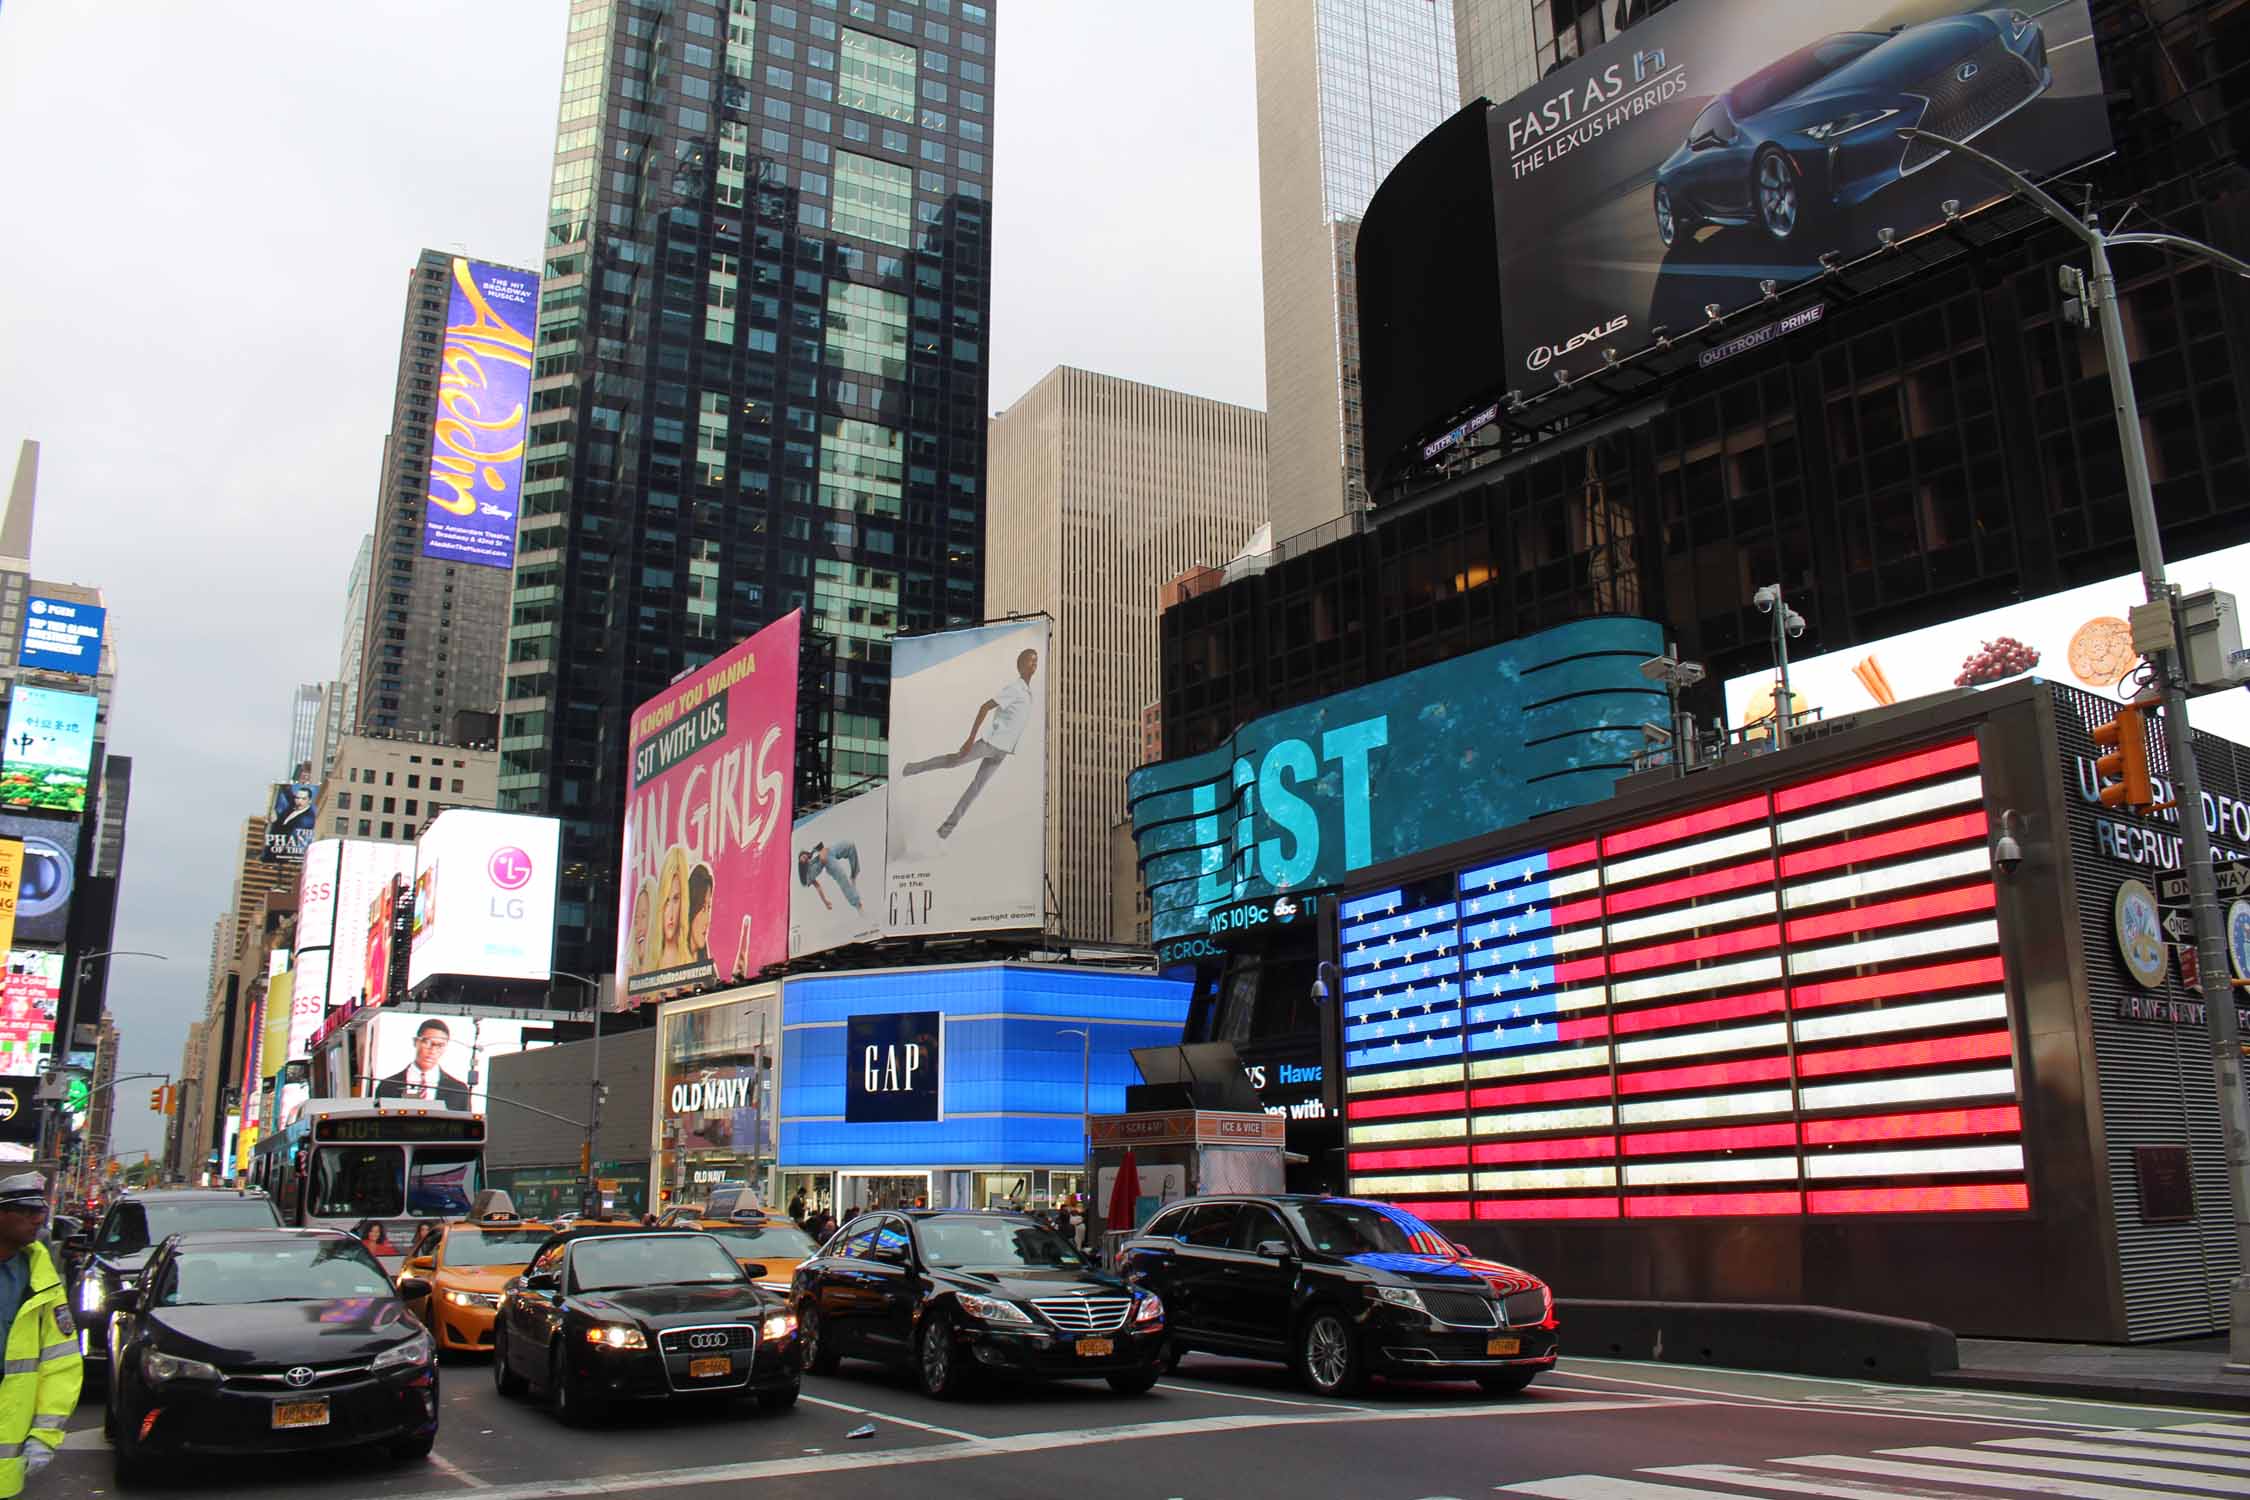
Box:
308;1143;484;1220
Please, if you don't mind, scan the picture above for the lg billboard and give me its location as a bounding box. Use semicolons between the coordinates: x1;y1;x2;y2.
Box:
1493;1;2109;381
406;809;561;988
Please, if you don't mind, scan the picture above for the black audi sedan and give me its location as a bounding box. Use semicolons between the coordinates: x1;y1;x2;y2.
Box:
792;1209;1167;1399
103;1227;438;1484
73;1189;284;1379
490;1228;800;1424
1117;1195;1556;1397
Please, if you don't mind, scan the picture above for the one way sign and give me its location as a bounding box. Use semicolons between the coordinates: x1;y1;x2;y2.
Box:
2161;862;2250;903
2164;909;2197;942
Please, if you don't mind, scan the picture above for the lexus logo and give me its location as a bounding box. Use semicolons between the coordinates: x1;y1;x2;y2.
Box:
686;1332;728;1350
285;1366;316;1388
1957;61;1980;82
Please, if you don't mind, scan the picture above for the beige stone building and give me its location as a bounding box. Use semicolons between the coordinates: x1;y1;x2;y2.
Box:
986;368;1266;943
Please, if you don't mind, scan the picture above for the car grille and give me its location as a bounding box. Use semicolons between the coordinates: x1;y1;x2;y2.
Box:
1419;1290;1499;1327
657;1325;756;1355
1503;1287;1548;1327
1031;1296;1133;1334
1902;39;2040;172
224;1359;372;1392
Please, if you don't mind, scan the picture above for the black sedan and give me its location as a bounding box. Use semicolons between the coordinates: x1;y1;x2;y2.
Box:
1653;9;2049;248
1117;1195;1556;1397
73;1189;284;1378
793;1209;1167;1399
491;1229;800;1424
103;1228;438;1484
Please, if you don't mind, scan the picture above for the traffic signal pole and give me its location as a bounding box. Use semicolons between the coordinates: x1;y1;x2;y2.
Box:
1907;128;2250;1373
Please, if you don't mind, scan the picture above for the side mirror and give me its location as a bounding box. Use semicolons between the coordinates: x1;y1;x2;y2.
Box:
1453;1242;1475;1259
741;1262;769;1281
405;1256;434;1273
524;1271;559;1293
1255;1239;1294;1261
870;1241;909;1266
104;1286;138;1317
395;1277;432;1302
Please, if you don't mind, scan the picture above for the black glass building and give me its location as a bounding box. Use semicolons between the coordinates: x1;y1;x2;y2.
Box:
502;0;995;977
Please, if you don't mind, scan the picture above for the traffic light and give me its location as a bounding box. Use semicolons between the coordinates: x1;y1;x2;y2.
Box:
2093;704;2155;811
148;1087;163;1112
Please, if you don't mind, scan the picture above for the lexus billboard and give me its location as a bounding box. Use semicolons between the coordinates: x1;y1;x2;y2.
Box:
1495;1;2108;381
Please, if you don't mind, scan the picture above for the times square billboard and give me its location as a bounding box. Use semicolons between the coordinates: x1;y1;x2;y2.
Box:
1496;1;2110;381
421;258;539;570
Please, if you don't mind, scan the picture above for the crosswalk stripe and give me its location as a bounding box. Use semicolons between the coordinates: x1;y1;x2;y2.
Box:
1646;1462;1995;1498
1879;1444;2250;1494
2109;1431;2250;1459
1783;1452;2208;1500
2168;1427;2250;1439
1498;1479;1740;1499
1983;1436;2250;1474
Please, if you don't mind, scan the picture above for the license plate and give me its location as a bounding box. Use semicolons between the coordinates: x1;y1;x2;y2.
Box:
272;1399;330;1430
1487;1337;1521;1357
1075;1337;1113;1358
689;1356;732;1379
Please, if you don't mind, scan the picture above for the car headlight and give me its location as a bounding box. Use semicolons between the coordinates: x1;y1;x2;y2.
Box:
79;1272;111;1316
1133;1292;1165;1325
443;1289;499;1308
1804;107;1899;142
2010;8;2033;37
761;1310;798;1342
585;1323;647;1349
1369;1284;1428;1314
952;1292;1031;1326
372;1332;433;1371
142;1349;221;1384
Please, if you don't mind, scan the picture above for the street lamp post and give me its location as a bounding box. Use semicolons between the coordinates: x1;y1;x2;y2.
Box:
1057;1027;1090;1206
1906;127;2250;1372
553;970;603;1215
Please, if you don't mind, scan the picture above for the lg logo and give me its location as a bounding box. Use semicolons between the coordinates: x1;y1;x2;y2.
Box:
489;847;534;890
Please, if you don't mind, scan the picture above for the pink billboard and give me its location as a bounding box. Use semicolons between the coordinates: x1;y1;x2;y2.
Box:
617;611;800;1006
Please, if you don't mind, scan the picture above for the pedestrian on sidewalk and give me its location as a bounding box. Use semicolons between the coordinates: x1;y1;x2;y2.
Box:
0;1173;79;1496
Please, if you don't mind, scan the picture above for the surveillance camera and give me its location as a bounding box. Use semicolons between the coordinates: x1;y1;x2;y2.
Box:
1878;226;1897;248
1753;584;1781;613
1784;608;1807;639
1993;832;2024;875
1704;303;1722;320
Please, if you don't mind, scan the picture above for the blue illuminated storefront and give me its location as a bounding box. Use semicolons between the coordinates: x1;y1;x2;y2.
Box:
777;963;1191;1218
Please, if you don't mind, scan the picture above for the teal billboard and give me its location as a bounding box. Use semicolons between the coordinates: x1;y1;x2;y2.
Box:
1128;618;1667;944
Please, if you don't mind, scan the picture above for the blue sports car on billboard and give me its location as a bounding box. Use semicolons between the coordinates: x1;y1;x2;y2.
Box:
1654;8;2050;248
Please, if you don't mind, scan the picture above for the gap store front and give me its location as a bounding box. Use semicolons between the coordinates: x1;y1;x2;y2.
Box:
778;964;1192;1219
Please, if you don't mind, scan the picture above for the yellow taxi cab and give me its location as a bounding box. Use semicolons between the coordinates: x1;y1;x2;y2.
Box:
688;1214;822;1294
398;1192;554;1354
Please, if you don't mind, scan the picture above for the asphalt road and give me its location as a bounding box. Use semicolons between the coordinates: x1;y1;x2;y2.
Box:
50;1349;2250;1499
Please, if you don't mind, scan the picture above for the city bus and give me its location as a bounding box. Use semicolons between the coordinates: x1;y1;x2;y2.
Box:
250;1099;487;1265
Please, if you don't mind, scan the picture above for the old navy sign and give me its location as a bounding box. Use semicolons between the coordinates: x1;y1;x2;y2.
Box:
844;1010;942;1124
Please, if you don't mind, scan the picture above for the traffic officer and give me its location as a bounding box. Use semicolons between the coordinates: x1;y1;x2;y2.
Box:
0;1173;78;1495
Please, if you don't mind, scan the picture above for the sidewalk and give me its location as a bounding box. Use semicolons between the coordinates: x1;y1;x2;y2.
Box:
1933;1335;2250;1411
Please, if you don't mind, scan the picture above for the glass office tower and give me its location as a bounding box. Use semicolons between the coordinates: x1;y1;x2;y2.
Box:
503;0;995;976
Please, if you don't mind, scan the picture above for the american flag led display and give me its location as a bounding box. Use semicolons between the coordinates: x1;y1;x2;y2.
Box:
1340;739;2027;1221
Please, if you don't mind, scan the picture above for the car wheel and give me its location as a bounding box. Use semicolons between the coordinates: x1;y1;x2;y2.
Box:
1107;1366;1162;1395
1477;1368;1539;1396
755;1380;802;1412
916;1309;974;1401
1160;1340;1185;1374
1292;1308;1365;1397
799;1302;840;1376
110;1385;153;1490
550;1345;602;1428
389;1430;438;1461
1755;148;1803;241
492;1326;527;1397
1655;185;1682;247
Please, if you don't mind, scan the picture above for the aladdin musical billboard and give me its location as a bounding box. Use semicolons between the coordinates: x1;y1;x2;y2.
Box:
422;258;539;570
617;612;801;1006
1496;0;2109;381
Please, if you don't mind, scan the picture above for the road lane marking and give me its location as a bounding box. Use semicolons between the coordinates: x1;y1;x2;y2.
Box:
428;1452;493;1489
797;1392;982;1442
2103;1430;2250;1458
1877;1444;2250;1493
2172;1426;2250;1441
1647;1463;2014;1498
1558;1357;2232;1421
373;1396;1671;1500
1983;1436;2250;1474
1155;1380;1371;1411
1785;1451;2221;1498
1504;1478;1742;1498
1544;1369;2143;1432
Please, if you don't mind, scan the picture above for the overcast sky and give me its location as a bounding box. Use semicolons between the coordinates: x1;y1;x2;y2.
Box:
0;2;1263;1161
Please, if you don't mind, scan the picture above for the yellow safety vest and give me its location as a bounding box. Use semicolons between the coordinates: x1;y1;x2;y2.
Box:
0;1242;80;1498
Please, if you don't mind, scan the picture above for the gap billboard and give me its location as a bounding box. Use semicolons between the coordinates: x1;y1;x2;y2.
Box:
1128;619;1667;945
421;258;539;569
1496;0;2108;381
618;612;800;1006
789;786;887;960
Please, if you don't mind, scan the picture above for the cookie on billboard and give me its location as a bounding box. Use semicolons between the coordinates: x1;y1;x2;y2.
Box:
2068;616;2137;688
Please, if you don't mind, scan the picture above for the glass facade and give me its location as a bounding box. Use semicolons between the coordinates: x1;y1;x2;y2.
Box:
1312;0;1458;223
654;984;783;1212
1453;0;1681;105
503;0;995;976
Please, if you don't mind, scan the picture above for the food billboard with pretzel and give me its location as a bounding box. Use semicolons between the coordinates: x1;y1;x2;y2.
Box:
1725;542;2250;742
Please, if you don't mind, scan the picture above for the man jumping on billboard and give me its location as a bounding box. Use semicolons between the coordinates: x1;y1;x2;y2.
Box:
797;840;863;911
901;647;1038;840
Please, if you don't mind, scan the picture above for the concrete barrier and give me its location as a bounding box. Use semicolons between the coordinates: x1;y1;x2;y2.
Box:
1559;1298;1960;1382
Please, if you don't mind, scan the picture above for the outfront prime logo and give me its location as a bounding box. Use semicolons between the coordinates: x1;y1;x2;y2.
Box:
1526;313;1629;372
488;846;534;890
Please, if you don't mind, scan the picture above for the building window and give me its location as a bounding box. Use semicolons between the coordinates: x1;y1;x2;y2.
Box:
834;151;914;246
839;27;917;121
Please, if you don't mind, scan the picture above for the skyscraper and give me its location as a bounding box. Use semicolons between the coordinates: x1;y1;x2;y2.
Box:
503;0;997;977
1452;0;1676;105
985;368;1265;941
287;683;322;775
354;253;517;740
1254;0;1457;541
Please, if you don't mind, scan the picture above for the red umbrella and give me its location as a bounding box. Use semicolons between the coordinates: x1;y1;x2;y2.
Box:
1105;1149;1142;1232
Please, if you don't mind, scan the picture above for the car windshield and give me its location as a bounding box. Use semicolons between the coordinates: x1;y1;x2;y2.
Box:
162;1241;393;1305
101;1198;281;1252
708;1223;818;1260
916;1216;1085;1270
1730;31;1888;116
441;1228;553;1268
1285;1202;1447;1258
570;1235;745;1292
